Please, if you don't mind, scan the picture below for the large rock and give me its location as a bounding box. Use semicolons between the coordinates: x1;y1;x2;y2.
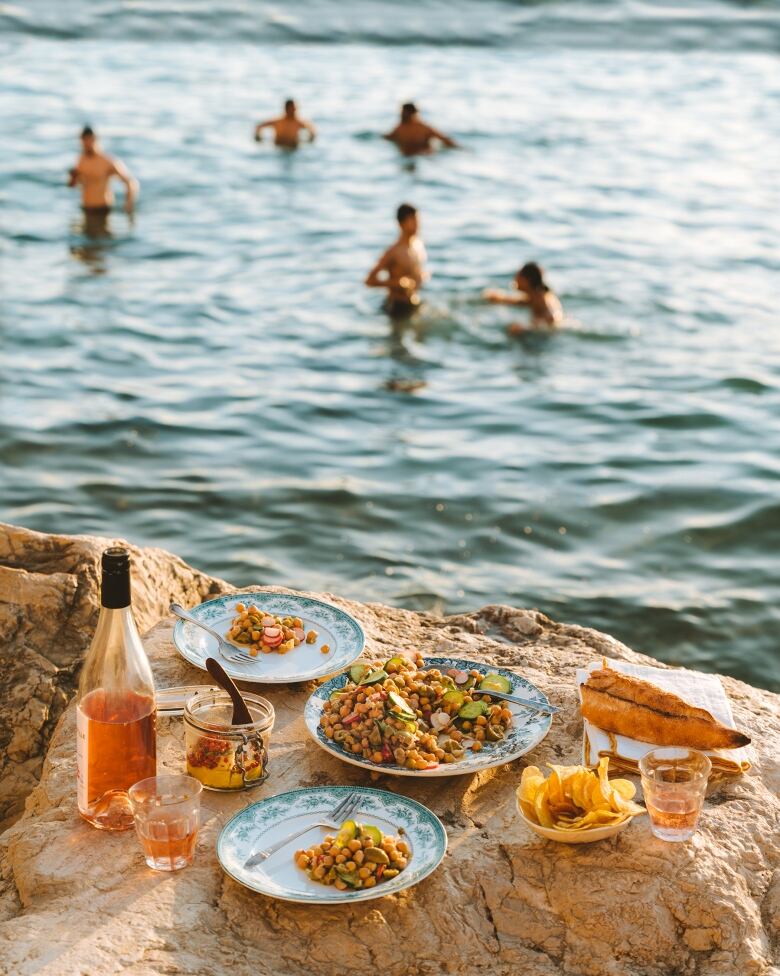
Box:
0;523;229;828
1;529;778;976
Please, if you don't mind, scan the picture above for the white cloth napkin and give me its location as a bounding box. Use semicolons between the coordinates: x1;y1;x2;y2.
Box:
576;659;752;773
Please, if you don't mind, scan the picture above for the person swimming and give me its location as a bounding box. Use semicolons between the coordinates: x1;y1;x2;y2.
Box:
68;125;137;217
365;203;428;317
383;102;458;156
254;99;316;148
484;262;563;332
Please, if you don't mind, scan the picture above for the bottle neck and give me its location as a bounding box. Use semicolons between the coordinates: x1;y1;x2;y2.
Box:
101;570;131;609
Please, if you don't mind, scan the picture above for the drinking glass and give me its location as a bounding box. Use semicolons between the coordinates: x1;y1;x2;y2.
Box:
128;774;202;871
639;747;711;842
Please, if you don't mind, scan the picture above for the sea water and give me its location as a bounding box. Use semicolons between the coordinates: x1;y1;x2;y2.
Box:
1;1;778;690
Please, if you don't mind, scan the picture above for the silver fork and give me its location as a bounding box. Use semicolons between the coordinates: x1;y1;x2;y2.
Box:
243;791;361;869
169;603;255;666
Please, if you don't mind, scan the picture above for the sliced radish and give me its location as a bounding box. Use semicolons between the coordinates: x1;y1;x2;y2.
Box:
293;628;305;642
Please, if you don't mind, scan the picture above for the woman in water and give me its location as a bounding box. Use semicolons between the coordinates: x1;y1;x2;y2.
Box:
484;262;563;333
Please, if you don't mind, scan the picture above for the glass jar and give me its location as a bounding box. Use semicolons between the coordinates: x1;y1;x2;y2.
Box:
183;690;273;791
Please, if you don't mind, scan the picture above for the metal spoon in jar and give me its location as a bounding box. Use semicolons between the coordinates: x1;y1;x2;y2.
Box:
205;657;253;725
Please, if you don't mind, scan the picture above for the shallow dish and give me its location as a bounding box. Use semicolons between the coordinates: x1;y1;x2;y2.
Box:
172;591;364;685
516;796;635;844
304;657;552;777
217;785;447;903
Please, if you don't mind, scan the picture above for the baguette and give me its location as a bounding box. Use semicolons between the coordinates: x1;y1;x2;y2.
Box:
581;663;750;750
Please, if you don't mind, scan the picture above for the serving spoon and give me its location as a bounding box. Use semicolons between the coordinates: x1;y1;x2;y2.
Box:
205;656;253;725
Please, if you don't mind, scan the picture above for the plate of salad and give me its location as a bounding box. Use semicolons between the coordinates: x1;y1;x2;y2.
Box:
217;786;447;903
304;652;552;777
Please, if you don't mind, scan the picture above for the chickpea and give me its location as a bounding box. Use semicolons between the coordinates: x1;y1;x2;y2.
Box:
362;837;374;849
500;708;513;723
235;603;246;613
461;721;472;732
322;855;334;867
306;630;317;644
312;865;327;880
358;866;371;879
353;850;364;865
471;741;483;752
397;841;409;855
347;839;361;853
296;856;309;869
334;880;347;891
345;861;357;871
363;877;377;888
475;715;487;726
335;853;347;864
321;644;330;654
475;728;486;742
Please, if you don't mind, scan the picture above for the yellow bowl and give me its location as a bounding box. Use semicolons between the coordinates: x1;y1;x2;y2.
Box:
516;795;637;844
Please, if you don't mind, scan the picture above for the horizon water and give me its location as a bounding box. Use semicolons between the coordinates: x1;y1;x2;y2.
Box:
1;1;778;691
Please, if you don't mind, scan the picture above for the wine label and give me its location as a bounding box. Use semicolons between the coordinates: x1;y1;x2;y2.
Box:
76;705;88;810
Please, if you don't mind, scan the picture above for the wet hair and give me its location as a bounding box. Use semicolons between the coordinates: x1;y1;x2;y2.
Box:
284;99;295;113
396;203;417;225
81;125;95;138
518;262;548;292
401;102;418;123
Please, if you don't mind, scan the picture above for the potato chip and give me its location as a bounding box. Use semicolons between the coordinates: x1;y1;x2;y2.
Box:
533;781;555;828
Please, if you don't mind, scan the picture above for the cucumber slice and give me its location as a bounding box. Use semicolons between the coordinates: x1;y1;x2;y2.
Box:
359;824;383;846
335;867;360;887
458;700;488;721
360;669;388;686
442;689;465;708
389;712;417;731
387;691;415;718
349;664;369;684
485;723;505;742
336;819;358;846
478;673;511;694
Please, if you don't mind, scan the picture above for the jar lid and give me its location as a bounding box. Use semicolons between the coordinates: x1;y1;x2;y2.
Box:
184;689;274;734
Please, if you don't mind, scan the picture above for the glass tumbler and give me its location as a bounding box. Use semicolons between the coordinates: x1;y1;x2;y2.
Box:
639;747;711;842
128;774;202;871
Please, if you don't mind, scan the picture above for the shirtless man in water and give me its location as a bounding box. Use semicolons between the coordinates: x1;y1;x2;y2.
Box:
68;126;137;216
254;99;316;148
383;103;458;156
365;203;428;316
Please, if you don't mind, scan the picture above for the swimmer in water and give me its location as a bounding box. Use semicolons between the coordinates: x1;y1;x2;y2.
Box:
254;99;316;148
68;126;137;222
365;203;428;317
484;262;563;333
383;102;458;156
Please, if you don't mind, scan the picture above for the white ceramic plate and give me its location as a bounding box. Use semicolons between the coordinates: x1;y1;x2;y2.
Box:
218;785;447;903
304;656;553;777
515;796;637;844
172;592;364;685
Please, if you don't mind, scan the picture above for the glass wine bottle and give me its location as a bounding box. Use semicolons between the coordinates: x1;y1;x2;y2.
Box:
77;546;157;830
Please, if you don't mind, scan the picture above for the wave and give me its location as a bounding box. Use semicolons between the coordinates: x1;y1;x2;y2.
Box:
2;0;779;50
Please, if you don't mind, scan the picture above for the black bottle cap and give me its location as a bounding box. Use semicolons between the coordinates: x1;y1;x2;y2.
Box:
101;546;132;608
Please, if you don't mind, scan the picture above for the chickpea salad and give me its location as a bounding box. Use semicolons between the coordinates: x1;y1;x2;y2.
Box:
228;602;319;656
295;819;410;890
318;653;515;771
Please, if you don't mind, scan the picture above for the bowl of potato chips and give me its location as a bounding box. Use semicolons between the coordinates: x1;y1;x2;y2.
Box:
516;758;645;844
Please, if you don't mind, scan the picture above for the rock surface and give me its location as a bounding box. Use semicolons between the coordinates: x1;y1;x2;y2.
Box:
1;528;779;976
